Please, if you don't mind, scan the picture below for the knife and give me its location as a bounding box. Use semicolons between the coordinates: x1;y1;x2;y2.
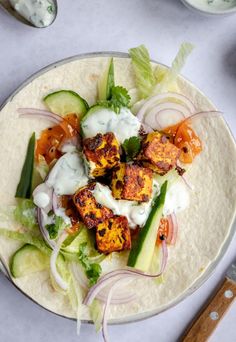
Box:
181;259;236;342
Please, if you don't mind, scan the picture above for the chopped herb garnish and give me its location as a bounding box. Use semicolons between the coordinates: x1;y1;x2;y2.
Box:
78;242;102;286
122;136;141;161
46;216;66;240
98;86;131;113
47;5;54;14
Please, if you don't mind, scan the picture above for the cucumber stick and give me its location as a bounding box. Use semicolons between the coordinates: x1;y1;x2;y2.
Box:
127;181;168;271
15;132;35;199
10;244;49;278
44;90;88;118
98;58;114;101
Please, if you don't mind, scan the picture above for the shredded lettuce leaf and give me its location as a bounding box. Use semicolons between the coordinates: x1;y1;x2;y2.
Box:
68;268;84;336
13;199;38;231
129;43;194;101
152;42;194;95
89;299;103;332
0;228;51;256
50;254;71;294
35;155;49;181
129;45;155;99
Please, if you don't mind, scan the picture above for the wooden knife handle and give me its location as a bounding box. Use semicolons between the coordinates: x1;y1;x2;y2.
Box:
181;277;236;342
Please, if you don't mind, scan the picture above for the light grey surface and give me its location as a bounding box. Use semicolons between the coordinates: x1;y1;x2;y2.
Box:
0;1;236;341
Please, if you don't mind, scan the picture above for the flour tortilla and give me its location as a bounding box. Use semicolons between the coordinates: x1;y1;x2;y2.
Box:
0;54;235;323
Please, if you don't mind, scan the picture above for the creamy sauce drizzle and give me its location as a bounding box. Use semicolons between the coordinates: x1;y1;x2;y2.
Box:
93;180;189;228
46;152;88;195
81;107;141;143
92;182;159;228
188;0;236;11
10;0;56;27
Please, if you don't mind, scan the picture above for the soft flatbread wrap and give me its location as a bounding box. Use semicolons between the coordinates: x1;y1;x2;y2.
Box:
0;53;235;324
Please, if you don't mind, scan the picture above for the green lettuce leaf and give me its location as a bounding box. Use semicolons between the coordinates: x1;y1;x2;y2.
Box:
129;45;155;99
35;154;49;181
153;42;194;94
13;199;38;231
0;228;51;256
89;299;103;332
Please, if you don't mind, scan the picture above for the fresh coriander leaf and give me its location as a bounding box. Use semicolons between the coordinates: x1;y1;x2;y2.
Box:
78;242;102;286
122;136;141;161
46;216;65;240
98;86;131;113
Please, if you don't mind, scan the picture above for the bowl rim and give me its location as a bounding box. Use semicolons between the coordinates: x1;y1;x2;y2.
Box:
180;0;236;15
0;51;236;325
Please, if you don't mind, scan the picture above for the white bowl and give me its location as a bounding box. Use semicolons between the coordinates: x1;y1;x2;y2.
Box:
181;0;236;15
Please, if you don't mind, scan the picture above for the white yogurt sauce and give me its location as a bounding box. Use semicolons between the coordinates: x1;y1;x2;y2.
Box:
10;0;56;27
92;182;159;228
33;182;52;212
46;152;88;195
93;179;189;228
187;0;236;11
81;107;141;143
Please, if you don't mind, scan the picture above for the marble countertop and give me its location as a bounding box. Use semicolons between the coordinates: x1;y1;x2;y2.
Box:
0;1;236;341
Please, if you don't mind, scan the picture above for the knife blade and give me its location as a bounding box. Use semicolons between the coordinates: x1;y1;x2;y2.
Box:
181;258;236;342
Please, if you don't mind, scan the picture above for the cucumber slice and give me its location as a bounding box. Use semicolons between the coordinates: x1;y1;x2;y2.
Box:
10;244;49;278
80;105;108;136
44;90;89;118
127;181;168;271
98;58;114;101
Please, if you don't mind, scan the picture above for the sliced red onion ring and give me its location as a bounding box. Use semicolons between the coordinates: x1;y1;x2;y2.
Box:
18;108;62;124
52;191;59;213
179;110;222;127
50;232;69;291
84;239;168;306
166;214;178;245
145;107;186;130
71;263;137;304
166;215;174;244
170;213;178;245
137;92;196;123
102;280;125;342
96;241;168;342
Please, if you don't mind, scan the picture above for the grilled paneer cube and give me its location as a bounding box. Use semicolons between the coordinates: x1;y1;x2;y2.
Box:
83;132;120;177
96;215;131;254
111;163;153;202
73;183;113;229
138;132;180;175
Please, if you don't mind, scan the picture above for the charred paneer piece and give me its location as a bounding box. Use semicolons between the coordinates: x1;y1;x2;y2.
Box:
73;183;113;229
138;132;180;175
96;215;131;254
83;132;120;177
111;163;153;202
